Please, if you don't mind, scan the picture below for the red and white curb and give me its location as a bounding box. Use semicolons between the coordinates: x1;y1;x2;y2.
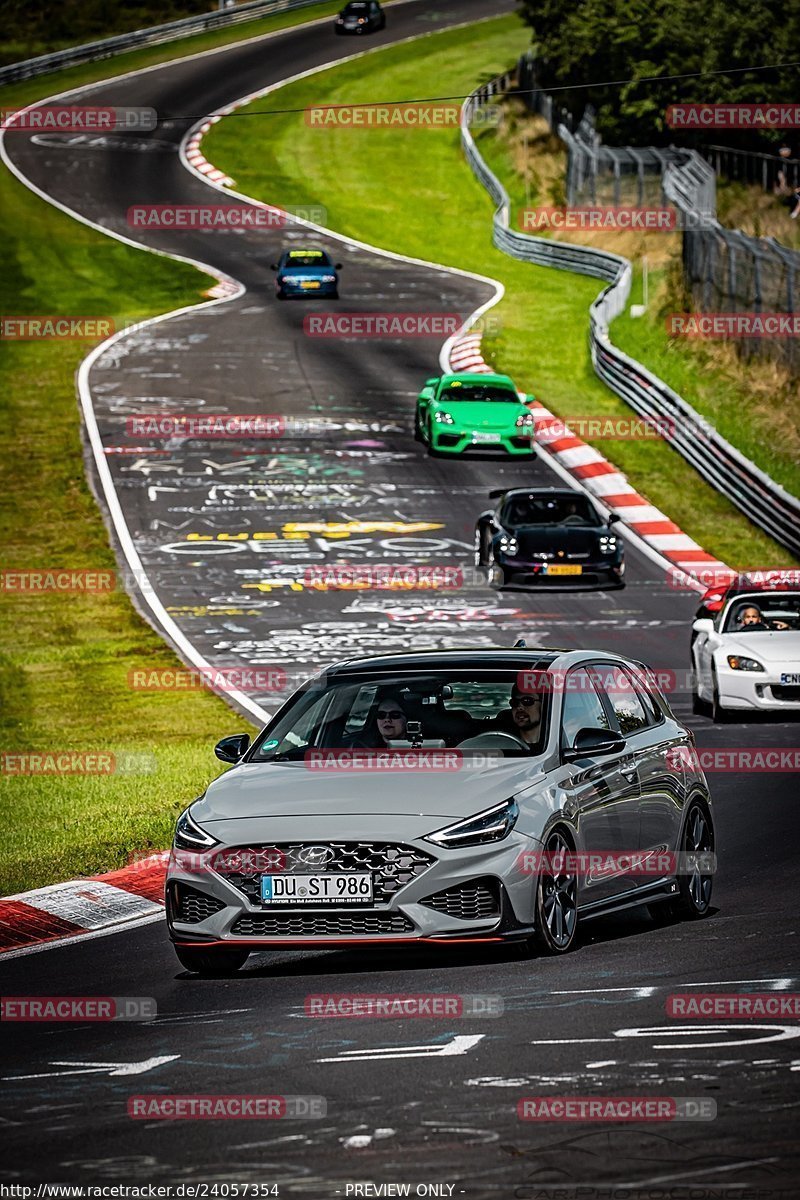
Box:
448;331;734;586
0;854;168;958
184;115;234;187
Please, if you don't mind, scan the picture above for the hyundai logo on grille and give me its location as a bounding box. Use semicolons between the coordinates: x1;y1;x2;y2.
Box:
295;845;336;868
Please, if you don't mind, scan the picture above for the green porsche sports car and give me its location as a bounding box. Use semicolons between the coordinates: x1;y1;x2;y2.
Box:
414;372;536;456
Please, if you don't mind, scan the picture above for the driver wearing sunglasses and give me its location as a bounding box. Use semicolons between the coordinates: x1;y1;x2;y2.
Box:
375;699;408;747
507;685;544;749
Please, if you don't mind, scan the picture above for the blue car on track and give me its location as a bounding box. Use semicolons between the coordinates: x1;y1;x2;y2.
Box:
271;247;341;299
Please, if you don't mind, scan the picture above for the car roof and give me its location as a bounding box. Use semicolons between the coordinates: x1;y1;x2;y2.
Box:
282;247;330;256
439;372;517;387
322;647;631;677
499;487;587;501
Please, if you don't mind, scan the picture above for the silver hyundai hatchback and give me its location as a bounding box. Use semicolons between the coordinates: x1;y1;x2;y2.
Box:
166;649;715;974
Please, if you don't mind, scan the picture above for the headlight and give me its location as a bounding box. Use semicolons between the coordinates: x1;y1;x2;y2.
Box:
727;655;764;672
321;274;336;282
599;535;618;554
174;805;218;851
498;535;519;557
515;413;534;428
426;798;519;848
434;411;455;424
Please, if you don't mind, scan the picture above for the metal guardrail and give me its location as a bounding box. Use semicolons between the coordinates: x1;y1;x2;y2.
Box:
0;0;324;86
462;80;800;557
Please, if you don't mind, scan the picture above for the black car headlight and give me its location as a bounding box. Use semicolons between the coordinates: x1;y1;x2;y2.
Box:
598;534;619;555
174;804;219;851
425;798;519;848
434;411;455;424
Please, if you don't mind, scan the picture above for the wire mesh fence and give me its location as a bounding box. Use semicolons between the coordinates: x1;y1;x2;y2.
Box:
516;53;800;376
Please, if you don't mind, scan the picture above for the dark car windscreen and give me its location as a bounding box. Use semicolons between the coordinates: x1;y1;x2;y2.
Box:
502;495;601;527
440;385;519;404
248;671;552;762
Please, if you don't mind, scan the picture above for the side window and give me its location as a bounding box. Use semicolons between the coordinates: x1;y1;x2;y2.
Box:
629;669;664;725
595;665;648;736
561;669;610;748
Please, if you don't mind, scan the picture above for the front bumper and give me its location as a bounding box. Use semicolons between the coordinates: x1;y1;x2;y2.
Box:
716;662;800;710
166;833;539;948
496;557;625;588
429;428;535;456
277;280;337;298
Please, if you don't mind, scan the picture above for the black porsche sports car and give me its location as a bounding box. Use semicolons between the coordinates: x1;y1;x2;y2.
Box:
475;486;625;589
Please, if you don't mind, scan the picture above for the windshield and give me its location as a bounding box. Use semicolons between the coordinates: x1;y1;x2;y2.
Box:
440;384;520;404
723;593;800;633
501;495;601;527
249;670;551;761
284;251;331;267
343;3;368;11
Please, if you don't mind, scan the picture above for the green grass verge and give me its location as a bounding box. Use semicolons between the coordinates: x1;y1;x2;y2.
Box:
204;14;798;569
0;0;361;894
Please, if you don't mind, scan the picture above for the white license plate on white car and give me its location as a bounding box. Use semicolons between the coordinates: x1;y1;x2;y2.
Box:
260;873;373;905
472;432;500;443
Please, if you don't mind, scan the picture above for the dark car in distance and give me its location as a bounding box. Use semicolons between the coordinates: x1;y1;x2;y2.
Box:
475;486;625;590
335;1;385;34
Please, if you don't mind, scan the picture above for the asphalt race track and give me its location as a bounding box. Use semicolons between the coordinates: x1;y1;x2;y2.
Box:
2;1;799;1192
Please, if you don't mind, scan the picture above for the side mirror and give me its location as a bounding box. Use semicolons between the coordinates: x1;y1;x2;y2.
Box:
335;262;343;270
215;733;250;764
692;618;715;635
562;727;626;763
424;376;439;387
269;263;278;271
608;512;621;525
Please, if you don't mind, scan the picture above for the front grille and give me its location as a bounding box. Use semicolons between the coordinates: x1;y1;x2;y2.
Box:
421;879;500;920
173;884;226;924
231;911;414;937
220;842;435;906
770;685;800;702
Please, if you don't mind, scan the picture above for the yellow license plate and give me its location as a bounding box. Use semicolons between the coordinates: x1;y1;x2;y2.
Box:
300;281;321;289
547;564;582;576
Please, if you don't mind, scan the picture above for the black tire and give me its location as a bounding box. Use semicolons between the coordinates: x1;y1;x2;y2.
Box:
174;945;249;976
650;799;714;924
414;409;424;443
534;828;579;954
673;799;714;919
